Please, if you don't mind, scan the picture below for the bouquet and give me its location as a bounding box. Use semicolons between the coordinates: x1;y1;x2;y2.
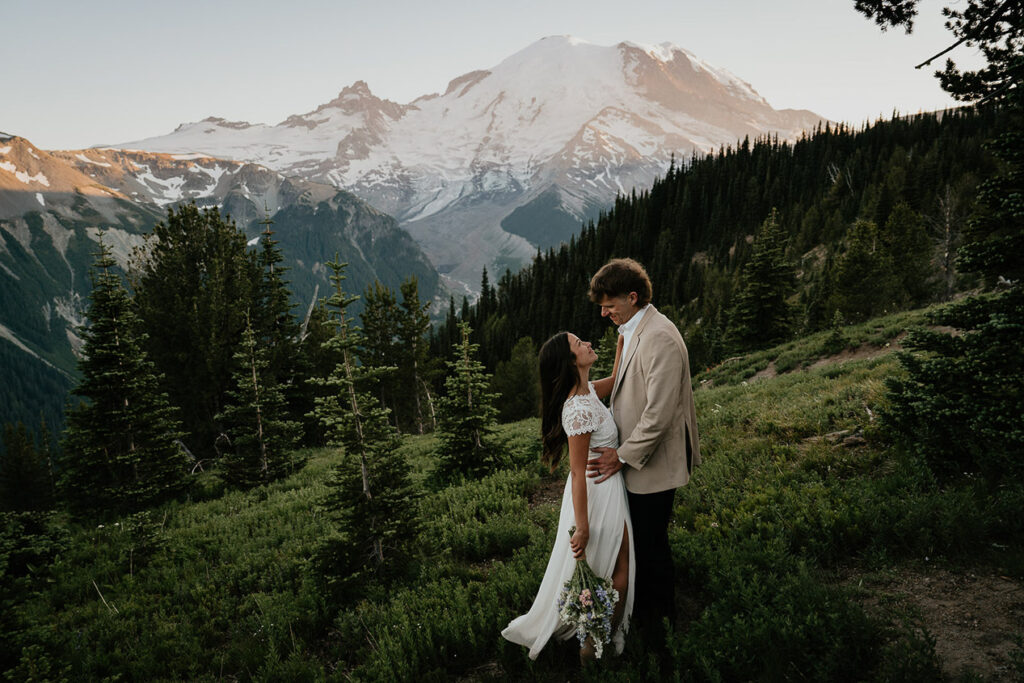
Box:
557;525;620;658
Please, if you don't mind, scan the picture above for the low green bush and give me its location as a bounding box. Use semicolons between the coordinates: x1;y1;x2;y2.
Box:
670;543;887;682
331;520;554;681
420;469;535;561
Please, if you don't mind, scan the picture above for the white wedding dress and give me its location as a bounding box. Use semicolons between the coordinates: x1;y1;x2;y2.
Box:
502;382;635;659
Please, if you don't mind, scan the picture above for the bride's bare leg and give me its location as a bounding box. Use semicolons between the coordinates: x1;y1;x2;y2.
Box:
611;523;630;631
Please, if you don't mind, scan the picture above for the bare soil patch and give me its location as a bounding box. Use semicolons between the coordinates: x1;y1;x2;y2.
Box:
529;475;565;509
849;566;1024;680
750;360;777;382
808;341;902;371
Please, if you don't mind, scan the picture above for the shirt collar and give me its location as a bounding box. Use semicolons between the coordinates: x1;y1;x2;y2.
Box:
617;304;650;336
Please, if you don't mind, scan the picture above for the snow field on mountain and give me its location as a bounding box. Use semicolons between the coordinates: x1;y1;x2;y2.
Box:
0;160;51;186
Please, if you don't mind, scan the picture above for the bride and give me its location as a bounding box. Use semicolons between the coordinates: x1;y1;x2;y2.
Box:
502;331;634;661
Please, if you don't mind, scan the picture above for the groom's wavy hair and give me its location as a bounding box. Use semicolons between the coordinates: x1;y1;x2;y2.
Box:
539;332;581;472
588;257;652;306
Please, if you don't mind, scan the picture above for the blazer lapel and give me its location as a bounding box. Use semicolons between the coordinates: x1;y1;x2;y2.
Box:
611;305;657;402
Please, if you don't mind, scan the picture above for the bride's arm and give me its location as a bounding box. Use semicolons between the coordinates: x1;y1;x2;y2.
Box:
592;333;625;400
567;432;591;559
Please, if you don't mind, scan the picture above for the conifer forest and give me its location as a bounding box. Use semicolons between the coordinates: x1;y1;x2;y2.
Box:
2;1;1022;679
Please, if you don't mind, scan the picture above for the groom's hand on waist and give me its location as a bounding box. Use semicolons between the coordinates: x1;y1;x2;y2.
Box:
587;447;624;483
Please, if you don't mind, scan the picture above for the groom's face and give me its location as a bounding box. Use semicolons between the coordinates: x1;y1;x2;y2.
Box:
597;293;639;326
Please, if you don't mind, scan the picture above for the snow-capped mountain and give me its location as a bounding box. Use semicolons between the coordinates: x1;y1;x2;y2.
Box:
121;36;826;287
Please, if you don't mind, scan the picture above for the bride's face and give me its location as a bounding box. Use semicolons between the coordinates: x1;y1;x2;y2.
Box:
567;333;597;370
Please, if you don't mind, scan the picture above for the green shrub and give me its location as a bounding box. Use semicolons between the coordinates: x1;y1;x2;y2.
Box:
420;469;535;561
331;531;552;681
670;550;885;682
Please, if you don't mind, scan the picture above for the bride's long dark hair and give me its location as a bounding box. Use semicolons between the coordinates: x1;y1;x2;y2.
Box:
539;332;582;472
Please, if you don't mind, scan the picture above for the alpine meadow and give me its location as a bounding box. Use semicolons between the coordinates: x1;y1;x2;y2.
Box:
2;1;1023;680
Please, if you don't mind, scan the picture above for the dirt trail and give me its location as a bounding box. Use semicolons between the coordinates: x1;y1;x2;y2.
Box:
851;567;1024;680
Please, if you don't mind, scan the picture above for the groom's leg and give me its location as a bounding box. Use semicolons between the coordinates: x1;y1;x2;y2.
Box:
626;488;677;632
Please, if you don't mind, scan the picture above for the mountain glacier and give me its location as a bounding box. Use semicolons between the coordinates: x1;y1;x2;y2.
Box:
120;36;826;288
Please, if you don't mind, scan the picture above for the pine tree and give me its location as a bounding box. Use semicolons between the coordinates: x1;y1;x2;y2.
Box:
311;257;419;595
883;202;934;306
253;213;301;380
490;336;540;422
828;219;900;323
297;301;337;446
434;322;499;483
590;326;620;380
251;214;310;433
397;277;436;433
724;208;797;352
61;238;187;515
360;281;402;428
132;203;259;456
216;310;303;489
0;422;52;512
478;267;496;323
253;214;321;448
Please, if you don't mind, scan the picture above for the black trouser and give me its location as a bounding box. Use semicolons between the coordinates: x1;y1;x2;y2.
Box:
626;487;676;631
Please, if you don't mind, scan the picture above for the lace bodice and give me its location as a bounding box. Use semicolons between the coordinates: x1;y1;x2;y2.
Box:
561;382;619;452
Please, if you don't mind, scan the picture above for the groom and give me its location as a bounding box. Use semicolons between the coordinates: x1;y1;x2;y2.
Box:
586;257;701;636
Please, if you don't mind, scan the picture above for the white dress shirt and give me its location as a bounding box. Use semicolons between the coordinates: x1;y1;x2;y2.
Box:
617;304;650;356
610;304;649;464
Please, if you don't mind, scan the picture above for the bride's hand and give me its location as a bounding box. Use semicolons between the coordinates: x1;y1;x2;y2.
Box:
570;526;589;559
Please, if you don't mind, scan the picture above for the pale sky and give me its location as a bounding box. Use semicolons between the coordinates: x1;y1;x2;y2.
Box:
2;0;982;151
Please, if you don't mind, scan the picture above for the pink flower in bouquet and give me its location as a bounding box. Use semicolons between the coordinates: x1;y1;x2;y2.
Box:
579;589;592;607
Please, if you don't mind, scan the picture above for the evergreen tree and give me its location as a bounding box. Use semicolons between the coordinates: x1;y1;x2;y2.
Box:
61;239;187;515
724;209;797;352
216;311;303;489
37;416;58;504
883;202;934;306
490;336;540;422
397;277;436;433
828;219;900;323
478;267;497;323
360;281;402;429
251;214;312;436
298;300;337;446
253;214;301;383
132;203;259;456
311;257;419;595
855;0;1022;102
689;304;728;372
0;422;52;512
434;322;499;483
590;326;620;380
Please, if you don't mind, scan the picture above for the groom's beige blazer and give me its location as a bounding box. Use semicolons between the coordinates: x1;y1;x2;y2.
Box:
610;305;701;494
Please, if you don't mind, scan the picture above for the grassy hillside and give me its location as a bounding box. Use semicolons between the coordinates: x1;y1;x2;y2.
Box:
3;307;1023;681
